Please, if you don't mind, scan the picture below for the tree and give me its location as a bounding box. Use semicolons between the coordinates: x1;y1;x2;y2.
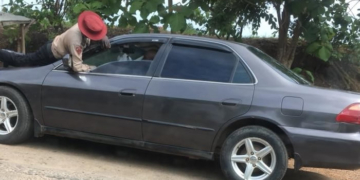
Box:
3;0;82;32
265;0;360;68
197;0;274;41
4;0;360;72
72;0;121;26
263;0;332;68
72;0;194;33
182;23;199;35
188;0;360;69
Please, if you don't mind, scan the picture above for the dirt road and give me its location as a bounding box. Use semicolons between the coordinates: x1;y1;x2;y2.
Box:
0;135;358;180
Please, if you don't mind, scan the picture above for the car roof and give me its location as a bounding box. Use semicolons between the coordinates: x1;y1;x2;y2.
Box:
111;33;250;48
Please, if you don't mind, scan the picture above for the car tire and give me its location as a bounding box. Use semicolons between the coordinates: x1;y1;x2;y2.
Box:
220;126;288;180
0;86;33;144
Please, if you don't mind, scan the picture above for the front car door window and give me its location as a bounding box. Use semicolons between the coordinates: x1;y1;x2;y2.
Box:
56;42;163;76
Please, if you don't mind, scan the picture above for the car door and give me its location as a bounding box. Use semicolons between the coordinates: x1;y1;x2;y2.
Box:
142;38;255;151
42;37;168;140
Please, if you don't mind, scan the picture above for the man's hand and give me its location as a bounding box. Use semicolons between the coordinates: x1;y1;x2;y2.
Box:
101;36;111;49
85;65;97;72
89;65;97;71
81;65;97;73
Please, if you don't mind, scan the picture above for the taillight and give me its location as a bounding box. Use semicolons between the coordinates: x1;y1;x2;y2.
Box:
336;103;360;124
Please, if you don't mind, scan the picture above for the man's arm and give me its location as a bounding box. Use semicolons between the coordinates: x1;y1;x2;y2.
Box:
67;34;110;72
69;44;93;72
101;36;111;49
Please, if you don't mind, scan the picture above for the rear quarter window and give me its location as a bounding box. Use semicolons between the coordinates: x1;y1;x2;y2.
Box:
232;61;253;84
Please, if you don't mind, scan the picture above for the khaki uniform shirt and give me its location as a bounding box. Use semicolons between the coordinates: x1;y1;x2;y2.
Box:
51;23;91;72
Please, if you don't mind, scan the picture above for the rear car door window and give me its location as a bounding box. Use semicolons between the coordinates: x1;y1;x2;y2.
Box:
161;45;237;83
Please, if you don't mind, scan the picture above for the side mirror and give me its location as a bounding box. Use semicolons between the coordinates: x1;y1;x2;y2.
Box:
62;54;73;71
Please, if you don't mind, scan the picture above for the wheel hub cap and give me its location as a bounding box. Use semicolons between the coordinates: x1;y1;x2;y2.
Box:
249;156;258;164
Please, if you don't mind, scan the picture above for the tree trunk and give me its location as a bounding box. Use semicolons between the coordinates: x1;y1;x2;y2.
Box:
274;1;304;69
215;33;221;39
275;1;291;67
284;20;302;68
226;33;230;40
168;0;173;13
168;0;173;33
238;24;243;41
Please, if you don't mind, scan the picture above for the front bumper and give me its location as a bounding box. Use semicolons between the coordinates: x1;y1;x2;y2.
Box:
282;126;360;170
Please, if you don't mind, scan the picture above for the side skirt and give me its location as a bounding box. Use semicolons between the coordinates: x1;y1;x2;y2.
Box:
40;126;214;160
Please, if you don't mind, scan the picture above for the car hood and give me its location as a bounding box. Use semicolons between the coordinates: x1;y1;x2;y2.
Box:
0;64;55;84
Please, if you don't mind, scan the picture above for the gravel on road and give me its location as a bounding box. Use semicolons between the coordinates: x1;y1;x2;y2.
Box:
0;136;358;180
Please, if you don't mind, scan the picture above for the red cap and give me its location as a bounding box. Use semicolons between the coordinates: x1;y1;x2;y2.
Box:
78;11;107;41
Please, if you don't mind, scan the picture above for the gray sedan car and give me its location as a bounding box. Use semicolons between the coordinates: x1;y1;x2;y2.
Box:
0;34;360;180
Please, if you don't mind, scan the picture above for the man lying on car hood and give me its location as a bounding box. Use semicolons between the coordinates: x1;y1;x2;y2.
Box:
0;10;111;72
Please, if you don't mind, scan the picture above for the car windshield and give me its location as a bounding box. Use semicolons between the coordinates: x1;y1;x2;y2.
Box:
247;46;311;85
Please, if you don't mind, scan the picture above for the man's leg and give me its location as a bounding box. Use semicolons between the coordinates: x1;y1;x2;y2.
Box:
28;42;58;66
0;42;57;67
0;49;30;67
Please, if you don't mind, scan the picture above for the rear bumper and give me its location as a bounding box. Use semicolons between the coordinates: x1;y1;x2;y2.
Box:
282;126;360;170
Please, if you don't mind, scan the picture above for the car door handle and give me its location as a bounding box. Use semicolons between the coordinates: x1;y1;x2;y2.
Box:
221;99;241;106
119;89;136;96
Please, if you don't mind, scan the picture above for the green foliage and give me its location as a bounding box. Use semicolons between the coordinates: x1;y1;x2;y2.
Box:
295;0;360;63
279;0;335;62
72;0;121;24
327;1;360;64
292;67;315;83
2;26;19;45
306;41;333;62
292;67;303;74
129;0;145;13
150;16;160;24
195;0;269;41
118;16;128;28
182;23;199;35
69;0;194;33
305;70;315;83
169;13;186;32
133;20;149;33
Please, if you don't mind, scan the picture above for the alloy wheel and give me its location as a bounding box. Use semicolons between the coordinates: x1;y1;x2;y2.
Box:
0;96;18;135
231;137;276;180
